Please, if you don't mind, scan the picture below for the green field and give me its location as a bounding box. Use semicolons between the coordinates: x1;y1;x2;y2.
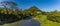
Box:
35;15;60;26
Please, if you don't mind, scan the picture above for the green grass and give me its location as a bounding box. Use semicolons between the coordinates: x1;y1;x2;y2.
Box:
35;15;60;26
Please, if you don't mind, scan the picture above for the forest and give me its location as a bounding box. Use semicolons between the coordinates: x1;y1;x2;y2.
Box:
0;1;60;26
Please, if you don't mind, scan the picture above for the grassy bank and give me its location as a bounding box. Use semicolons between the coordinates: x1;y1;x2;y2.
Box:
35;15;60;26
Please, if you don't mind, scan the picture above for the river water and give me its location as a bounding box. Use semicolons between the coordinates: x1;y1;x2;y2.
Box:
0;16;40;26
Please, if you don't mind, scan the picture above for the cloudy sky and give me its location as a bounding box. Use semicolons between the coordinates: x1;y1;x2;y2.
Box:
0;0;60;12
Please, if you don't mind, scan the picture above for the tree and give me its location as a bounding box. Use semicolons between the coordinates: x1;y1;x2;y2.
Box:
0;1;22;25
0;1;19;14
1;1;17;9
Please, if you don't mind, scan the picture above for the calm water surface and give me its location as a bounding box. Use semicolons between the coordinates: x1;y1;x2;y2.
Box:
0;16;40;26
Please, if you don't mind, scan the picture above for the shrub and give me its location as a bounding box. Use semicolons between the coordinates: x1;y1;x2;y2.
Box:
47;13;60;23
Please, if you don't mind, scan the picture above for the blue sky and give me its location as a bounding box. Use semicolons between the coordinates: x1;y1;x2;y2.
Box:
0;0;60;12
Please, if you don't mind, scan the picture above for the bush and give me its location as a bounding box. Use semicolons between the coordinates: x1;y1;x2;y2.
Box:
47;14;60;23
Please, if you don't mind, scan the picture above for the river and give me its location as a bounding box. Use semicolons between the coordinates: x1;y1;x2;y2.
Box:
0;16;40;26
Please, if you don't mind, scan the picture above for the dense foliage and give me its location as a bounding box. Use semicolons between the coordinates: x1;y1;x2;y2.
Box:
0;1;33;25
47;11;60;23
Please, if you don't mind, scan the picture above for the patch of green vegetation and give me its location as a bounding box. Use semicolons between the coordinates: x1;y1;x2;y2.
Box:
35;15;60;26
